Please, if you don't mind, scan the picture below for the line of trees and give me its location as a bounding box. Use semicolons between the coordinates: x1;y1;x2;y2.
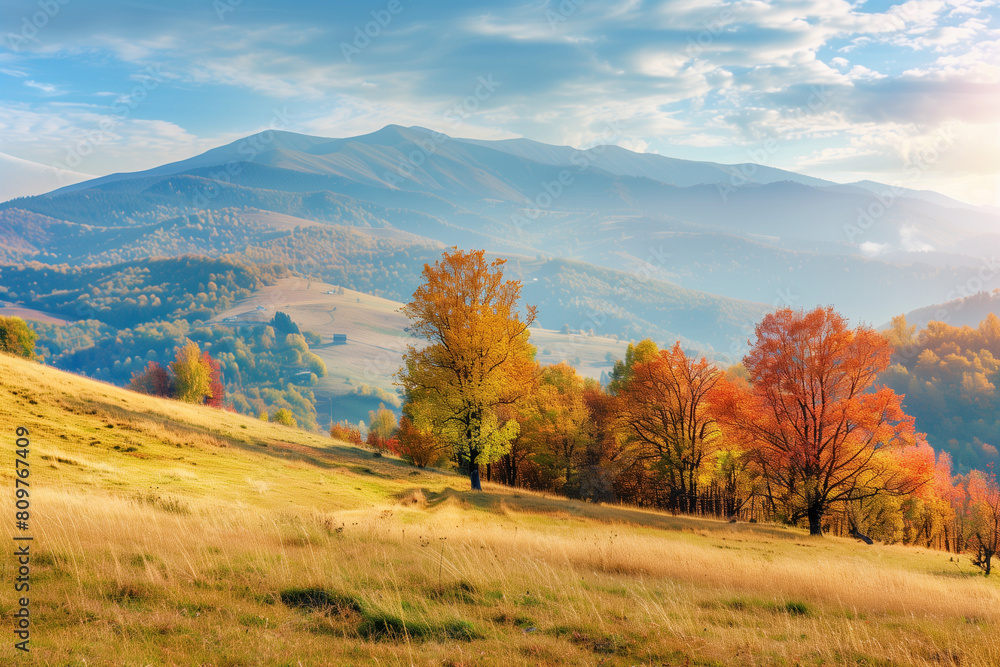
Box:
386;248;1000;570
129;341;224;408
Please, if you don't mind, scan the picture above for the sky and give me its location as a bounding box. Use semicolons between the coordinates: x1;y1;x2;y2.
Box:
1;0;998;205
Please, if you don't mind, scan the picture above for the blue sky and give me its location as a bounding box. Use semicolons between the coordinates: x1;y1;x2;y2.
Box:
1;0;998;204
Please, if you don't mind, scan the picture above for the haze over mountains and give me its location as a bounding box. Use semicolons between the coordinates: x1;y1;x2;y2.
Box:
4;124;1000;359
0;152;91;202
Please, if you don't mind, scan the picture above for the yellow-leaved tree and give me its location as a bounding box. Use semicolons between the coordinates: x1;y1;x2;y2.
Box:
397;248;537;490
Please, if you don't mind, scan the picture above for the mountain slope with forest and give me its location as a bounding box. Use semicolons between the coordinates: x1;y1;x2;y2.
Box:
2;125;999;330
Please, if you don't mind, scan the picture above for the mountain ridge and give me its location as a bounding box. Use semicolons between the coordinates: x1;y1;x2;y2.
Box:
5;124;1000;347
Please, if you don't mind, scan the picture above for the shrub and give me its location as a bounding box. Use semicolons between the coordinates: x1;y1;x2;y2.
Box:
129;361;172;397
395;416;446;468
272;408;297;427
330;422;363;445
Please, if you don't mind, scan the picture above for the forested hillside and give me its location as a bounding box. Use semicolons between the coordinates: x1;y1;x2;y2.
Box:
1;256;329;427
883;313;1000;473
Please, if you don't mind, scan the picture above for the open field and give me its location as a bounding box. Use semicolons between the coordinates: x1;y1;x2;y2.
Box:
2;352;999;666
210;277;626;419
0;301;69;326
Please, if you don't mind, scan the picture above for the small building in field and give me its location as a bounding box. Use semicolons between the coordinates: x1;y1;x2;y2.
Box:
332;334;347;345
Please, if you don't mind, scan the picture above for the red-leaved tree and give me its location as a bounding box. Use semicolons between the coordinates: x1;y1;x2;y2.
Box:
615;343;722;513
715;307;920;536
956;467;1000;574
202;351;225;408
129;361;172;397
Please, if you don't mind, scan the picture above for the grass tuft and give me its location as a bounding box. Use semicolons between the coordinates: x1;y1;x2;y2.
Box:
357;610;432;640
279;588;364;615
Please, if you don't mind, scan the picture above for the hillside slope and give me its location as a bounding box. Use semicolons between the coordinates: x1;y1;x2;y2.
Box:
3;354;1000;665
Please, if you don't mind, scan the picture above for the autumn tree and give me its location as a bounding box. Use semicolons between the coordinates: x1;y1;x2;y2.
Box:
957;468;1000;574
607;339;659;395
272;408;297;427
171;342;212;403
0;316;37;359
366;403;399;452
396;415;447;468
517;363;595;495
884;314;918;354
615;342;722;513
715;307;920;536
330;421;363;445
397;248;537;490
841;438;936;543
130;361;172;397
202;351;225;408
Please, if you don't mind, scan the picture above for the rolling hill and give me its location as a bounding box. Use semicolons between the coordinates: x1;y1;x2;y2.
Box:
3;125;1000;333
4;352;1000;665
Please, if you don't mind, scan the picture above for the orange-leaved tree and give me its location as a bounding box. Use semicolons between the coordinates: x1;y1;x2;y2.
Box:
614;342;722;513
396;248;537;490
715;306;919;536
955;467;1000;574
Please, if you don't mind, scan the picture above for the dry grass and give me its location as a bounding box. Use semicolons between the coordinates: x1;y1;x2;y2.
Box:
2;352;1000;665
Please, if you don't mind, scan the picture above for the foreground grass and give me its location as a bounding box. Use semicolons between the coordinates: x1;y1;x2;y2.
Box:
2;353;999;666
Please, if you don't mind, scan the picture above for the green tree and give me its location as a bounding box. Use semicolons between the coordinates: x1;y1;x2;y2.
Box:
607;339;659;395
397;248;538;490
366;402;399;451
0;317;37;359
271;311;300;336
272;408;297;427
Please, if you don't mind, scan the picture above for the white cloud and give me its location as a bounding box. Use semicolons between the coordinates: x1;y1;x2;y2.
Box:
24;80;61;94
0;0;997;203
900;225;935;251
860;241;889;256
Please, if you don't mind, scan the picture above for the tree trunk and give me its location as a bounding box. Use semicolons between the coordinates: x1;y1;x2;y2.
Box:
807;503;824;536
849;523;874;545
470;464;482;491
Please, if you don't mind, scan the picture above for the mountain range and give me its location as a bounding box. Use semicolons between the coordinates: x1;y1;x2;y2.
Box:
4;124;1000;359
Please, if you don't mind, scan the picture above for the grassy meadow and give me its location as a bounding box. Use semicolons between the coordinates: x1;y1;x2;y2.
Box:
211;277;625;404
1;352;998;666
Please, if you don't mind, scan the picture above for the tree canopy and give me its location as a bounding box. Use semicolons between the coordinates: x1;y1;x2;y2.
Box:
0;316;37;359
715;306;921;535
397;248;537;490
